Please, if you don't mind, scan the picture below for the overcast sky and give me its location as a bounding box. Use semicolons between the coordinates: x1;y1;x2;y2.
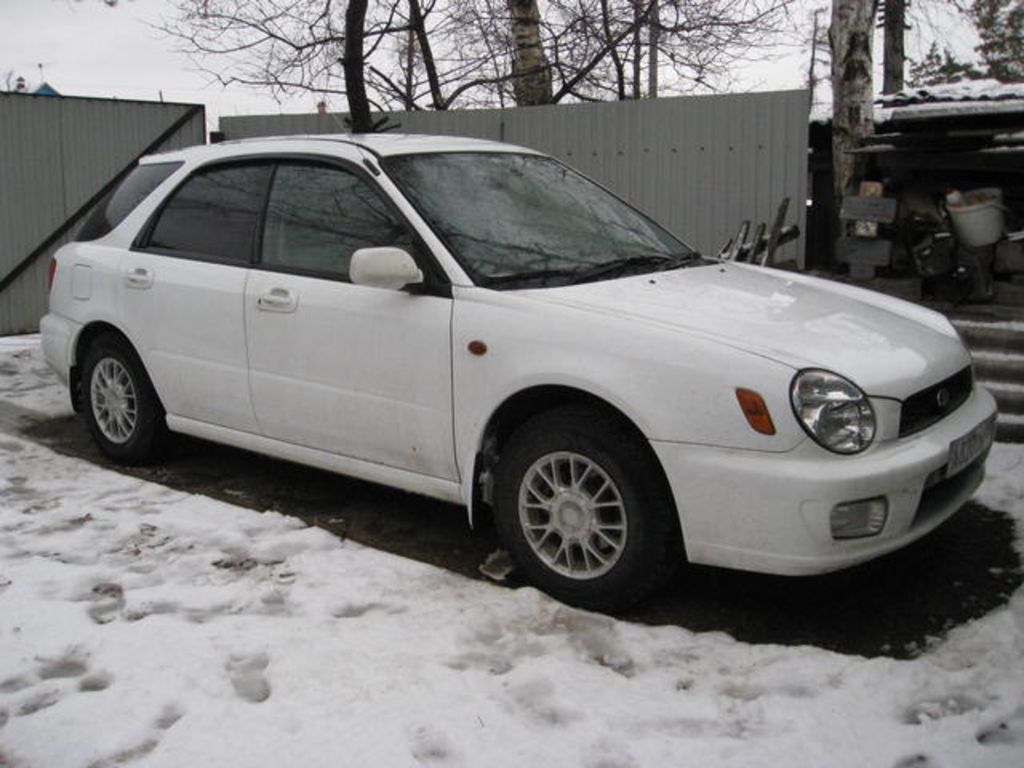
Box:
3;0;976;134
3;0;314;128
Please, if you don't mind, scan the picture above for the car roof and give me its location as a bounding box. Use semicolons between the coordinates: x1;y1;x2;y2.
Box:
141;133;541;165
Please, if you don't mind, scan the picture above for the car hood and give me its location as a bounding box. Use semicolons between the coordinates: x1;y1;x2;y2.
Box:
518;262;969;398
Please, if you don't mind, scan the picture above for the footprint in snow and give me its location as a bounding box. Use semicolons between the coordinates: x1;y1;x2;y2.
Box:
0;676;33;694
79;671;113;693
154;703;184;730
332;601;392;619
86;738;159;768
892;755;935;768
16;688;60;716
226;653;271;703
977;707;1024;746
408;724;457;764
36;648;89;680
87;582;125;625
902;693;984;724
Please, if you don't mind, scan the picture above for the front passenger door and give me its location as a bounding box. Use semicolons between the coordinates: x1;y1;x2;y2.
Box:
244;160;457;480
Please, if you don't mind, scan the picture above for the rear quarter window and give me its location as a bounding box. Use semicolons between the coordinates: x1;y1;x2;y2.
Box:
75;162;183;242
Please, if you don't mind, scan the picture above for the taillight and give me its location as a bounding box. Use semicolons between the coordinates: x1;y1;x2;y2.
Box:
47;257;57;292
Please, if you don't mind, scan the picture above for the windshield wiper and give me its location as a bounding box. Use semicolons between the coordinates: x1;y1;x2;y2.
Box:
482;266;582;289
568;253;698;285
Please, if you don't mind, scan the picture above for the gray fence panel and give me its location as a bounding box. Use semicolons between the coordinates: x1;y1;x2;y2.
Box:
0;95;205;335
221;90;808;264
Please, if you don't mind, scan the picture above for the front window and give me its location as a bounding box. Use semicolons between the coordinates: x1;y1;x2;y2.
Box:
261;162;413;279
383;152;700;288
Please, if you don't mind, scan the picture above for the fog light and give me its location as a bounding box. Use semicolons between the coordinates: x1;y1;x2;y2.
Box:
830;497;888;539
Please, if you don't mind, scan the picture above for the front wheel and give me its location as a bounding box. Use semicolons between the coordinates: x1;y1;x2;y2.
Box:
493;406;682;611
81;334;167;465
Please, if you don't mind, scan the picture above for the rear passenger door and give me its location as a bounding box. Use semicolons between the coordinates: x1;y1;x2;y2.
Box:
125;162;271;433
244;159;457;480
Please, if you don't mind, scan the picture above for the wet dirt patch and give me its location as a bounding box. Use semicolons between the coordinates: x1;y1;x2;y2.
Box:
15;412;1024;660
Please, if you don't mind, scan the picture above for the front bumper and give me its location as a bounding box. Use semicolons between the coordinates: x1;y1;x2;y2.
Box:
652;385;998;575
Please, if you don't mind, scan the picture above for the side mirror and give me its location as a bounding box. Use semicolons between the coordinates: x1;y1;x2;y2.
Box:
349;247;424;291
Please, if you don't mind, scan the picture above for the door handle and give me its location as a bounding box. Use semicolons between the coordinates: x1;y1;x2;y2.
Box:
125;266;154;289
256;287;298;313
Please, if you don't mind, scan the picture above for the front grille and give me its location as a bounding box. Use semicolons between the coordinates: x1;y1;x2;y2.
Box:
899;366;973;437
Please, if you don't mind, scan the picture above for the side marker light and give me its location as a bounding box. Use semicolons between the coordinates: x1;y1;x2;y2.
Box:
735;388;776;435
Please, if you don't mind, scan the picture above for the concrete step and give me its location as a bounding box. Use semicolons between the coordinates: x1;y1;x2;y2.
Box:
954;319;1024;355
980;381;1024;415
971;350;1024;384
996;415;1024;443
994;280;1024;307
938;302;1024;323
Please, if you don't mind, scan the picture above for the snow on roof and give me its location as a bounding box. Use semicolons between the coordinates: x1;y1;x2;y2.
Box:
878;98;1024;123
878;79;1024;107
876;79;1024;123
810;80;1024;125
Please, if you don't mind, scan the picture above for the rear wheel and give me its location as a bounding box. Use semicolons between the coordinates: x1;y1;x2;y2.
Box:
81;334;167;464
493;405;682;611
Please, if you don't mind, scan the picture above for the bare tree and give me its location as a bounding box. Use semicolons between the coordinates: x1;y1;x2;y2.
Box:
342;0;374;131
881;0;907;93
830;0;876;201
806;7;831;110
163;0;792;118
544;0;792;102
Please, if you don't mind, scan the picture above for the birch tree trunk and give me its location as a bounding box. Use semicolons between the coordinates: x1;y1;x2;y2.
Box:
830;0;876;202
508;0;553;105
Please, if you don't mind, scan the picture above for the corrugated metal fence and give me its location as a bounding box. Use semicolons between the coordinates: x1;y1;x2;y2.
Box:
0;94;205;335
221;90;809;266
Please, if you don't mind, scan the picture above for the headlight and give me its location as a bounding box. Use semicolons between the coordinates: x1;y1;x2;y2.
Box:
791;369;875;454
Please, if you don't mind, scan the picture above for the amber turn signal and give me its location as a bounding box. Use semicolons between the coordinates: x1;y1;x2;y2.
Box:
735;388;776;435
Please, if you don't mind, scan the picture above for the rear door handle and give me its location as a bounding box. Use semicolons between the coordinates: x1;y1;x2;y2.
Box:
125;266;154;289
256;287;298;313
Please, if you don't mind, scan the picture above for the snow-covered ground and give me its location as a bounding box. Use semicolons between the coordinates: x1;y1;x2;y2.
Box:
1;337;1023;768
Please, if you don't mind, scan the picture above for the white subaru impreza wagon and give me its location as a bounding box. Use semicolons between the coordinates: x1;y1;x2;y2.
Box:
41;134;998;609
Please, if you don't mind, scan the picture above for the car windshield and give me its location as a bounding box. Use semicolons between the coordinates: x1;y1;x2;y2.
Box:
382;152;702;288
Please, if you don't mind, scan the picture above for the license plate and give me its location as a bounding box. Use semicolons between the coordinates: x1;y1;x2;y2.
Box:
947;416;996;478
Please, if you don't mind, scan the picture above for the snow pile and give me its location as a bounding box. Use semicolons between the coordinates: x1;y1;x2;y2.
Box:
0;336;72;417
1;338;1024;767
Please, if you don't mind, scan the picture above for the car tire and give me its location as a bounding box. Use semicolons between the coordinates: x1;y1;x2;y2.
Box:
493;405;682;611
81;333;167;465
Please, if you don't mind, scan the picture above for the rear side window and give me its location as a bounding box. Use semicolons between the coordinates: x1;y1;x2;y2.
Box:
76;162;182;242
146;163;272;263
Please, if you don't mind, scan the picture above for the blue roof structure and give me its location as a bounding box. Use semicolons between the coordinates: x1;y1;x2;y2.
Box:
33;82;61;97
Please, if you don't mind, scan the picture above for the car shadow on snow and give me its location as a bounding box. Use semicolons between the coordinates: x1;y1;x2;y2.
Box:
18;412;1024;661
620;501;1022;659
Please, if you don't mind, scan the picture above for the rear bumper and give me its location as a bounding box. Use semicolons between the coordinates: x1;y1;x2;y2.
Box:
652;385;998;575
39;313;80;386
